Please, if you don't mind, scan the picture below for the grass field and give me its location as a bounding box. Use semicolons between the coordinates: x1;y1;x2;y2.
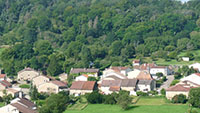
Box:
19;84;30;88
64;104;190;113
64;97;197;113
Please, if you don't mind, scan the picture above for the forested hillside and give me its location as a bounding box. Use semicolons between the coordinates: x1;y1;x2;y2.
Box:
0;0;200;76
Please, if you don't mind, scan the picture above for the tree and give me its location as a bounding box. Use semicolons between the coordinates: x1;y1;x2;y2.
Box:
80;46;92;68
86;91;104;104
88;77;97;81
2;90;13;105
172;94;187;104
161;88;166;95
116;90;132;110
30;85;39;100
47;54;62;76
189;87;200;108
156;73;163;78
35;40;53;56
104;94;117;104
39;92;70;113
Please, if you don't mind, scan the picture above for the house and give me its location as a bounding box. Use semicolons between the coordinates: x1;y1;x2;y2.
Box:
150;66;171;76
75;74;88;81
70;81;96;96
166;84;192;100
189;63;200;72
127;69;141;79
132;60;141;66
100;79;138;95
182;57;190;61
101;71;128;80
32;75;51;88
17;67;40;83
0;74;6;81
38;80;67;94
103;67;132;76
135;63;156;72
59;73;68;81
136;71;156;92
0;98;37;113
180;73;200;86
70;68;99;77
0;80;12;90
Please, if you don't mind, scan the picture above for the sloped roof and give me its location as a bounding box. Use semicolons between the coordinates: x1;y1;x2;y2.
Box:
133;60;140;63
51;80;67;87
103;75;122;80
151;66;167;69
101;80;121;87
70;81;96;90
18;98;36;108
0;74;6;78
70;68;99;74
111;67;130;72
138;80;153;85
109;86;120;91
7;88;19;93
18;67;38;74
121;79;138;87
101;79;138;87
0;80;12;87
140;63;156;70
11;103;37;113
166;84;191;92
136;71;153;80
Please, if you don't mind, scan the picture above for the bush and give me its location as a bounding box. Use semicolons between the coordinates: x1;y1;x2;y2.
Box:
19;84;30;88
162;76;167;82
161;89;166;96
116;90;132;110
148;90;158;95
88;77;97;81
86;91;104;104
136;91;148;96
172;94;187;104
174;72;182;79
189;87;200;108
156;73;163;78
170;80;179;86
156;80;163;87
104;94;117;104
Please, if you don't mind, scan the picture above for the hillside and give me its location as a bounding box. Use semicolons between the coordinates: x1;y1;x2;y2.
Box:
0;0;200;76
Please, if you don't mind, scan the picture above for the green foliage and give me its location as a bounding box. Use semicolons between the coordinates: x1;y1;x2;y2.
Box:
136;91;148;96
88;77;97;81
156;73;163;78
172;94;187;104
116;90;132;110
161;89;166;96
170;80;180;86
39;92;71;113
47;54;63;76
19;84;30;89
86;91;104;104
189;87;200;108
104;94;117;104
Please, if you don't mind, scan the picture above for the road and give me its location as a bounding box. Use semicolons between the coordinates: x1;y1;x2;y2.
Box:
158;75;174;93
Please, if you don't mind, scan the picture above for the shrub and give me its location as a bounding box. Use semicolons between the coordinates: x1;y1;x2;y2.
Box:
19;84;30;88
116;90;132;110
88;77;97;81
161;88;166;96
136;91;148;96
148;90;158;95
156;73;163;78
86;91;104;104
172;94;187;104
189;87;200;108
104;94;117;104
170;80;179;86
162;76;167;82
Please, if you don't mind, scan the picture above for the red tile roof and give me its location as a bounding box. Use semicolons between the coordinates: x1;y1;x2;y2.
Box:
140;63;156;70
0;80;12;87
136;71;153;80
194;73;200;77
109;86;120;91
0;74;6;78
70;81;96;90
11;103;37;113
151;66;167;69
133;60;140;63
166;84;192;92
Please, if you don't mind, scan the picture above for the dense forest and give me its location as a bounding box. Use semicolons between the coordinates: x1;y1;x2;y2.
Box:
0;0;200;76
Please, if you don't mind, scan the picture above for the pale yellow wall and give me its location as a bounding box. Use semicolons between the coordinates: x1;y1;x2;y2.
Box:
70;89;93;95
166;91;189;100
0;85;6;91
32;76;50;88
38;83;59;94
18;71;39;81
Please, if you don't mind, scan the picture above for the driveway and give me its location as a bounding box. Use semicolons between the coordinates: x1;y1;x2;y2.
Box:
158;75;174;92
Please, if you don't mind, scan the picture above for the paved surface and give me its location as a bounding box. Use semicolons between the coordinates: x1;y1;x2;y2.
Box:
158;75;174;92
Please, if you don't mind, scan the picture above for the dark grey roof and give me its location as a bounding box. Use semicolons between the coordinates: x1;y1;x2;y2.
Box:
138;80;153;85
70;68;99;74
101;79;138;87
121;79;138;87
101;80;121;87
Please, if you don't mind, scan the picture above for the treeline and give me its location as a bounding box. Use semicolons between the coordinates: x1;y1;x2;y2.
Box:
0;0;200;76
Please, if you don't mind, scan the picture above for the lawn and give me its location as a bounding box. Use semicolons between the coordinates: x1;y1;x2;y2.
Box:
0;102;4;107
64;97;195;113
64;104;190;113
19;84;30;88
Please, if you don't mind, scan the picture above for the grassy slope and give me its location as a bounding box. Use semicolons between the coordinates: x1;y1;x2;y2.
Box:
64;97;196;113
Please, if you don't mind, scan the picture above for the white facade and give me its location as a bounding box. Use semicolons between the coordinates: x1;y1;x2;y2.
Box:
182;57;190;61
181;73;200;85
75;75;88;81
0;104;19;113
150;67;169;76
102;72;127;79
127;69;141;79
189;63;200;72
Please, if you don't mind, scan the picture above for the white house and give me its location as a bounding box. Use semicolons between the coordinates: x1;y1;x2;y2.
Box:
132;60;141;67
180;73;200;86
182;57;190;61
101;71;127;80
189;63;200;72
103;67;132;76
150;66;171;76
75;75;88;81
127;69;141;79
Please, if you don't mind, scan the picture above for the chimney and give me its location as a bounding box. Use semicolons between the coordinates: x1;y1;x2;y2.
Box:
19;91;23;98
